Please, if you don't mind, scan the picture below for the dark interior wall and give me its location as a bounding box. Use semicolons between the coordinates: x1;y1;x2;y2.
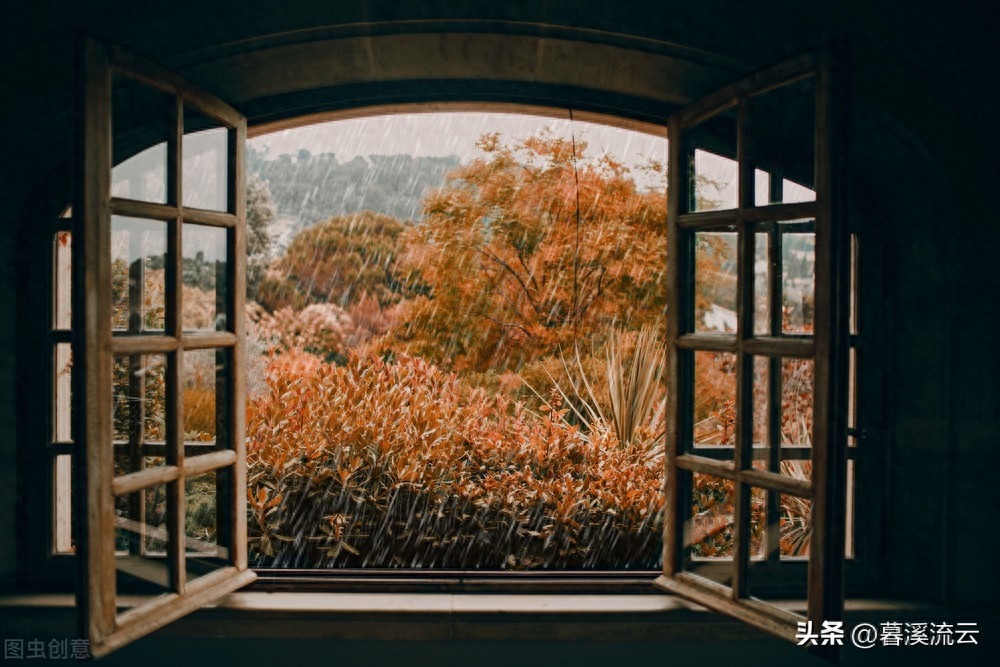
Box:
0;0;997;613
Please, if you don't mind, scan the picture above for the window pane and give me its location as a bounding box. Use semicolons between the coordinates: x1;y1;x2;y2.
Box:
753;232;770;335
183;349;227;445
683;472;736;588
692;351;737;451
53;455;74;554
111;75;171;205
780;358;813;449
53;231;72;330
749;75;816;205
113;354;167;447
185;471;233;583
111;217;167;332
183;107;229;211
182;224;228;331
781;230;815;333
115;484;172;609
750;355;769;449
694;231;737;333
53;343;72;443
747;487;809;604
686;106;738;212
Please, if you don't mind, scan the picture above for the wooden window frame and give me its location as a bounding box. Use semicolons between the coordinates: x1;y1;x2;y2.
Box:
655;46;850;659
72;36;254;657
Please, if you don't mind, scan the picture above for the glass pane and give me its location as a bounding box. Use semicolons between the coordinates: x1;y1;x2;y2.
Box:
113;354;167;446
750;356;769;450
850;233;859;335
748;487;809;607
111;217;167;332
753;169;771;207
53;455;74;554
749;75;816;204
183;224;228;331
780;358;813;447
684;472;734;587
781;230;815;333
53;343;72;443
692;351;737;451
694;231;737;332
779;492;812;559
183;349;227;444
845;459;855;559
115;484;172;609
53;231;72;330
112;75;171;205
753;232;770;335
186;471;232;582
183;107;229;211
686;106;738;212
848;346;857;431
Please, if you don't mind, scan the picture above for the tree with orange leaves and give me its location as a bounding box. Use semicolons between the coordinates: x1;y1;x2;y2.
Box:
392;130;668;374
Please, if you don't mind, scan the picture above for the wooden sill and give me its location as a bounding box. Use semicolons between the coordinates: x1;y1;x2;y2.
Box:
0;591;975;643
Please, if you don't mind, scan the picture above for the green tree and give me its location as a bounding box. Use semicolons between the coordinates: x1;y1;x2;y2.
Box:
246;174;276;296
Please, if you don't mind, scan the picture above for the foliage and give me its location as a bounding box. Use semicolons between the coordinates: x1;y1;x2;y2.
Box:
256;211;414;312
391;131;667;374
246;350;665;568
523;325;665;450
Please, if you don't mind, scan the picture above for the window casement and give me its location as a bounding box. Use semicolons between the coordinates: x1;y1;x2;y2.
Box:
71;36;254;656
25;36;851;658
656;47;850;661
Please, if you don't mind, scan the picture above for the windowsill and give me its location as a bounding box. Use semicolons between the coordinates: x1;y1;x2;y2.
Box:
0;590;970;643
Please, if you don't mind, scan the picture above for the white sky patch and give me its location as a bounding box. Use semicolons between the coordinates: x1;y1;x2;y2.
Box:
249;112;668;188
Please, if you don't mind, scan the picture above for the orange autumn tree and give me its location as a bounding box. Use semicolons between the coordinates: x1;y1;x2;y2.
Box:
393;130;668;375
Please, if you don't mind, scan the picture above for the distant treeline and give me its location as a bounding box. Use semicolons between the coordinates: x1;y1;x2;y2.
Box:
247;145;460;227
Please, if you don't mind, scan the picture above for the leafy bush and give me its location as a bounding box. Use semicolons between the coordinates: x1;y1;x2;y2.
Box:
246;350;664;569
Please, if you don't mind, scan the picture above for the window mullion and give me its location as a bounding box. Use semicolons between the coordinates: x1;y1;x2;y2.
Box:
166;94;186;595
766;172;784;564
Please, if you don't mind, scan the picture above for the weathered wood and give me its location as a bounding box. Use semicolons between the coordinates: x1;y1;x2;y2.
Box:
807;44;849;663
76;35;117;647
675;454;737;479
182;331;237;349
111;465;181;498
179;207;237;229
110;335;178;355
77;34;255;657
743;336;814;358
654;573;800;642
92;568;255;658
676;333;737;352
184;449;238;476
110;197;176;222
740;468;812;498
230;117;250;571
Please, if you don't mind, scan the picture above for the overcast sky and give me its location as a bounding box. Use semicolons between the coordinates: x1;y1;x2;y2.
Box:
249;111;668;179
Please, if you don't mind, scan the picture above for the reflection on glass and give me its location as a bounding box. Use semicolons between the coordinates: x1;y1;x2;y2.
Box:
687;106;738;212
753;233;770;335
53;231;72;330
111;217;167;332
754;169;771;207
749;76;816;204
184;349;225;444
183;225;227;330
779;358;813;446
751;356;769;448
688;473;736;562
115;484;172;610
112;75;172;204
54;455;73;553
693;351;737;447
185;471;231;582
113;354;167;445
779;492;812;558
183;106;229;211
54;343;72;442
781;232;815;333
694;231;737;332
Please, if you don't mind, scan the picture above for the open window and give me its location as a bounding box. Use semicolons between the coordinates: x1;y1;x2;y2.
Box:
656;47;849;659
68;35;847;658
73;37;254;657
